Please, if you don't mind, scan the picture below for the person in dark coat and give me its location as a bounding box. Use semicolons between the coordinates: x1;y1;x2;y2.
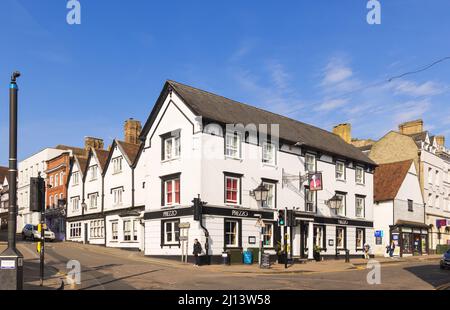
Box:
193;239;202;266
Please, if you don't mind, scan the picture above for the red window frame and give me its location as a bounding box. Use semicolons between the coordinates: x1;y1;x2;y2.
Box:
225;177;239;204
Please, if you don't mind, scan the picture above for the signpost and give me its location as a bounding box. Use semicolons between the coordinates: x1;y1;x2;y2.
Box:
179;222;190;263
255;217;265;268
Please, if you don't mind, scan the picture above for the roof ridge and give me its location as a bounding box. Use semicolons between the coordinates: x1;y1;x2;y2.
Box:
167;80;338;138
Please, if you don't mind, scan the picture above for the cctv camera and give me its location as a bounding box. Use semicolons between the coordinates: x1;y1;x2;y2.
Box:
11;71;21;82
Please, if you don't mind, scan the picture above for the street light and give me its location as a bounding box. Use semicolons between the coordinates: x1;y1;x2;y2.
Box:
327;194;343;211
253;183;269;268
0;71;24;290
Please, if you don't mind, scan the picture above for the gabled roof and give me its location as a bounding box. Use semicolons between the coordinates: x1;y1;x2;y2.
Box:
103;140;141;174
94;149;110;171
374;160;414;202
76;156;88;177
0;166;8;185
140;80;376;166
117;140;141;166
55;145;88;157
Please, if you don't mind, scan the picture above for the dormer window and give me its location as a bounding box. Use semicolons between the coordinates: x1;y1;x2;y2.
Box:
262;142;276;165
225;132;241;159
72;172;79;186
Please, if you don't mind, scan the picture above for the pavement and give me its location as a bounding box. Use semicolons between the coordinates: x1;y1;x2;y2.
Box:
1;240;448;290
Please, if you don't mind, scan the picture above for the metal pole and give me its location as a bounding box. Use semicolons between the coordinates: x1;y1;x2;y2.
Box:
7;73;19;250
258;212;263;268
0;71;24;290
40;204;45;286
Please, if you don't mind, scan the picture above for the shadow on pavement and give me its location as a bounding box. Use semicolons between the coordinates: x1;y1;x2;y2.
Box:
80;269;162;290
404;264;450;289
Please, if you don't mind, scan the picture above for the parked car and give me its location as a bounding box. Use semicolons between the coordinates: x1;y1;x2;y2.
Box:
22;224;55;242
440;249;450;270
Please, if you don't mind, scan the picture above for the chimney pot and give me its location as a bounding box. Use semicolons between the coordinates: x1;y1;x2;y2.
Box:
399;119;424;135
333;123;352;144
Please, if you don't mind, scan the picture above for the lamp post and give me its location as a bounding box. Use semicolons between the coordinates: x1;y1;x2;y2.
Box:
253;183;269;268
0;71;24;290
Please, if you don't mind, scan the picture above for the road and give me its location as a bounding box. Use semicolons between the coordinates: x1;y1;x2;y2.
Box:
1;239;448;290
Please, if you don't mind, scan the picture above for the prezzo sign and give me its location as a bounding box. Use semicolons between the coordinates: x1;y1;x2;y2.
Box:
338;219;349;225
231;210;249;217
163;210;178;218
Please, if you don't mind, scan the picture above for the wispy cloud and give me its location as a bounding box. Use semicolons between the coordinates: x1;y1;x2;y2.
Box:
315;98;347;112
321;58;353;86
393;99;431;124
390;80;447;97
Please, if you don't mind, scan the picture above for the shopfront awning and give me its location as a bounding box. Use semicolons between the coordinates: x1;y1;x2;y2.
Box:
394;220;429;230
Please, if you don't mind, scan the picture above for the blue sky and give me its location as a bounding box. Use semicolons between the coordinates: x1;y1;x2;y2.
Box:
1;0;450;164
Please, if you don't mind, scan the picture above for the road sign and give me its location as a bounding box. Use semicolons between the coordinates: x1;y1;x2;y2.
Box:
255;218;265;228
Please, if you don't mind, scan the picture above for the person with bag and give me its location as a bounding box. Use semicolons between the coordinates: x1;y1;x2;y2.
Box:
193;239;202;267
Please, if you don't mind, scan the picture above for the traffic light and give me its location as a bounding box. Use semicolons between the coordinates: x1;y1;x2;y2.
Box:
193;196;207;221
30;177;45;212
277;210;286;226
286;210;295;227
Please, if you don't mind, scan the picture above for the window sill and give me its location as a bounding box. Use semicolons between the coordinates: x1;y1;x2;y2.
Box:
336;179;347;183
356;182;365;186
161;157;181;164
163;204;181;208
262;163;278;169
226;204;243;208
112;171;123;176
225;156;243;161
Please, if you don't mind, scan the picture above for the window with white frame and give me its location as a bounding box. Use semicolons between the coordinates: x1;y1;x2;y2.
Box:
54;174;58;187
89;165;98;181
262;223;273;247
50;175;54;187
112;157;123;174
60;172;64;186
164;220;179;245
225;219;239;247
428;167;433;184
355;166;365;184
305;188;316;212
112;188;123;205
355;196;365;218
163;178;180;206
111;221;118;240
314;226;324;248
70;222;82;238
225;132;241;159
72;172;79;186
225;175;240;205
124;220;132;241
336;161;345;180
305;154;316;173
162;135;181;161
356;228;364;249
262;142;276;165
88;193;98;209
70;197;80;212
90;220;104;239
335;193;346;216
133;220;139;241
262;182;276;208
336;227;345;249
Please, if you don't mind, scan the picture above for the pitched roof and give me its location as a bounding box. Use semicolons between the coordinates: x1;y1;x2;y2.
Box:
407;131;428;143
75;156;88;177
93;149;110;171
155;81;375;166
55;145;87;157
117;140;141;165
374;160;414;202
0;166;8;183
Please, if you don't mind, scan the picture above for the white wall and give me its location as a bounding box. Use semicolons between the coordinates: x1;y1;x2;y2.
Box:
84;154;103;215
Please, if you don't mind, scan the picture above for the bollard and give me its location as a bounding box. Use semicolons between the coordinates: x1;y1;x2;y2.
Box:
345;249;350;263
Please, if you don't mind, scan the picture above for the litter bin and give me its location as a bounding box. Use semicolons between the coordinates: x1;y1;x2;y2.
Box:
222;251;230;265
243;251;253;265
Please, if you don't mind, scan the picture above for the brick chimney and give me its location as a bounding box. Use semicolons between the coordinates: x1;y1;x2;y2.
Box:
84;137;104;150
333;123;352;144
124;118;142;145
435;135;446;148
399;119;423;135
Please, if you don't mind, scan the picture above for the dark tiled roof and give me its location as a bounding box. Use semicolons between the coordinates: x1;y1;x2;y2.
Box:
407;131;428;143
374;160;413;202
56;145;87;157
0;166;8;183
166;81;375;165
76;156;88;177
117;141;141;165
94;149;110;171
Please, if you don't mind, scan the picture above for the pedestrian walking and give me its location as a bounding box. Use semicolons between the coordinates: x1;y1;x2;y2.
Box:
363;243;371;259
193;239;202;267
389;240;396;258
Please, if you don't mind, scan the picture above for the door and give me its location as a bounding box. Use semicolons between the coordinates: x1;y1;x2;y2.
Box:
413;234;421;255
299;222;308;259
